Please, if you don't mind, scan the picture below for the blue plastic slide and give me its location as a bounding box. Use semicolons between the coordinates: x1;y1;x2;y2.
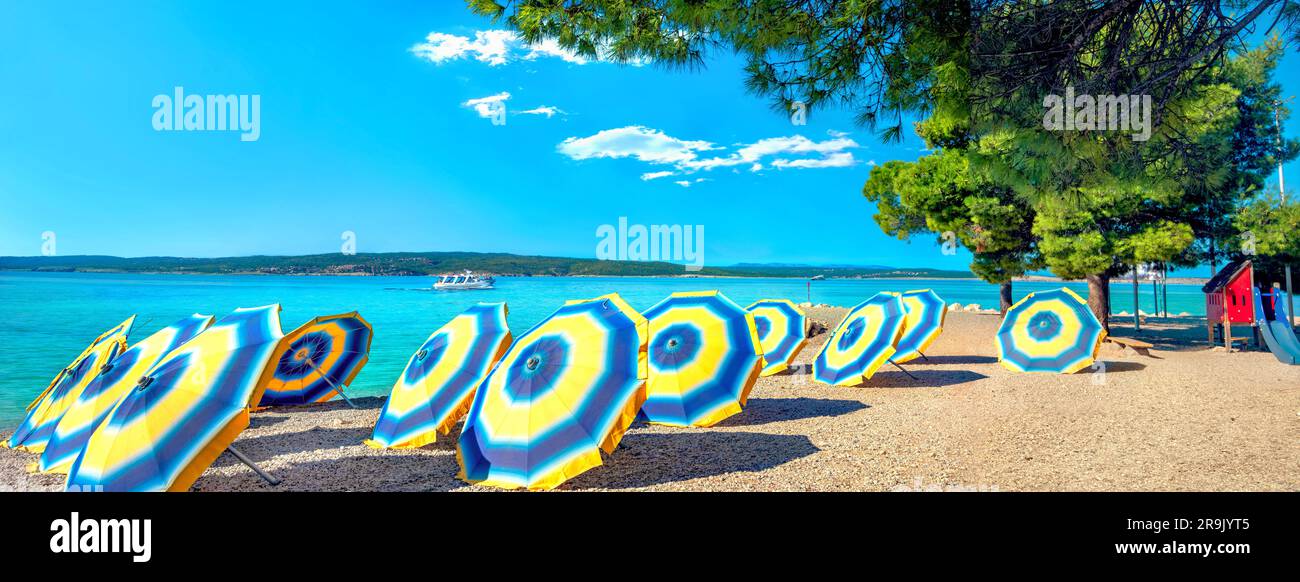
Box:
1269;290;1300;352
1251;288;1300;365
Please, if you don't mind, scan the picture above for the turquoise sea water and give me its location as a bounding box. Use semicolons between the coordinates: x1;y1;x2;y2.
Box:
0;271;1207;427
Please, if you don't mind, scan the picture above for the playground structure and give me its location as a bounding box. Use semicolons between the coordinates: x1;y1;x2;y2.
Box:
1203;259;1256;348
1202;259;1300;364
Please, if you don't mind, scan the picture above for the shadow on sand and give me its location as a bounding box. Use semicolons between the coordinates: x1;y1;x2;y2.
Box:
205;423;818;492
246;415;290;428
869;369;987;388
252;396;386;415
202;450;466;492
564;431;819;490
716;397;867;427
1084;360;1147;374
1106;318;1215;352
230;425;375;457
908;355;998;365
203;422;466;492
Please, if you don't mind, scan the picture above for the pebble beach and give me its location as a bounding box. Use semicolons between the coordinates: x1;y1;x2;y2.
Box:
3;308;1297;492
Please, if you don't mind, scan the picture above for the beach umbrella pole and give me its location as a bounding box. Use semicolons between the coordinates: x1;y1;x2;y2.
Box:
888;360;918;380
307;360;359;409
226;445;281;486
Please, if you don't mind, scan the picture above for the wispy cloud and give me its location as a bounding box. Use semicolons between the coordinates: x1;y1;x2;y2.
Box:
412;30;640;67
517;105;565;118
770;152;856;169
462;92;511;118
557;126;860;180
461;93;563;121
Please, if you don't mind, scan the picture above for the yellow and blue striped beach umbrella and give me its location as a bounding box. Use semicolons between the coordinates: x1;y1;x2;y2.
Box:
813;292;906;386
894;289;947;363
38;314;214;474
4;317;135;453
366;303;512;449
457;293;647;490
20;318;134;414
253;312;373;407
65;305;284;492
746;298;808;376
996;288;1105;374
642;291;764;427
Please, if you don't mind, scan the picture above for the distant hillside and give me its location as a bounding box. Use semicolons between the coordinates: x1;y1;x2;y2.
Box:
732;262;896;270
0;253;973;279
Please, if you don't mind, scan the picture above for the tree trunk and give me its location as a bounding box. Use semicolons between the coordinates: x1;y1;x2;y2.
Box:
1152;275;1159;318
1162;263;1169;317
1209;240;1217;278
999;281;1013;314
1132;267;1141;331
1086;273;1110;332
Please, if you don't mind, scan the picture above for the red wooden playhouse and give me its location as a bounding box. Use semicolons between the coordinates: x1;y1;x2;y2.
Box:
1202;259;1266;347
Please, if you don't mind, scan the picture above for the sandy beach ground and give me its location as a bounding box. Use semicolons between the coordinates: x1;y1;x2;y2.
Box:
3;308;1297;492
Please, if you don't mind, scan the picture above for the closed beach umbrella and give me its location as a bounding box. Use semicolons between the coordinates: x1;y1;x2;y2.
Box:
893;289;947;363
65;305;284;492
4;317;135;453
253;312;373;407
457;293;647;490
366;302;512;449
642;291;765;427
813;292;907;387
746;298;808;376
996;288;1106;374
38;314;214;474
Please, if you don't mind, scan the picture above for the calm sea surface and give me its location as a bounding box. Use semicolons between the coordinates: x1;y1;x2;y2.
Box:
0;272;1207;426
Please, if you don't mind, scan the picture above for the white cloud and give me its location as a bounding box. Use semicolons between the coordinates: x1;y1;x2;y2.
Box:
675;180;693;188
557;126;718;165
517;105;565;118
558;126;859;179
412;30;516;66
522;38;591;65
462;92;510;118
736;135;859;163
770;152;856;169
412;29;641;67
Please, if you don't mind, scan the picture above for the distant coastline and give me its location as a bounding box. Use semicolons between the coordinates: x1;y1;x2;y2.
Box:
1014;274;1210;286
0;252;975;280
0;254;1217;284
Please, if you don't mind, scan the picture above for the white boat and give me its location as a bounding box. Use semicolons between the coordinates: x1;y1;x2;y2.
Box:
433;271;495;290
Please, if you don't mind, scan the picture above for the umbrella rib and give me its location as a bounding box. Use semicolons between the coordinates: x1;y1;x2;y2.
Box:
306;359;357;408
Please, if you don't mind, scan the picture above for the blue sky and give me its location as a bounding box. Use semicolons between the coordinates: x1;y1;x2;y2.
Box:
2;1;1298;274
